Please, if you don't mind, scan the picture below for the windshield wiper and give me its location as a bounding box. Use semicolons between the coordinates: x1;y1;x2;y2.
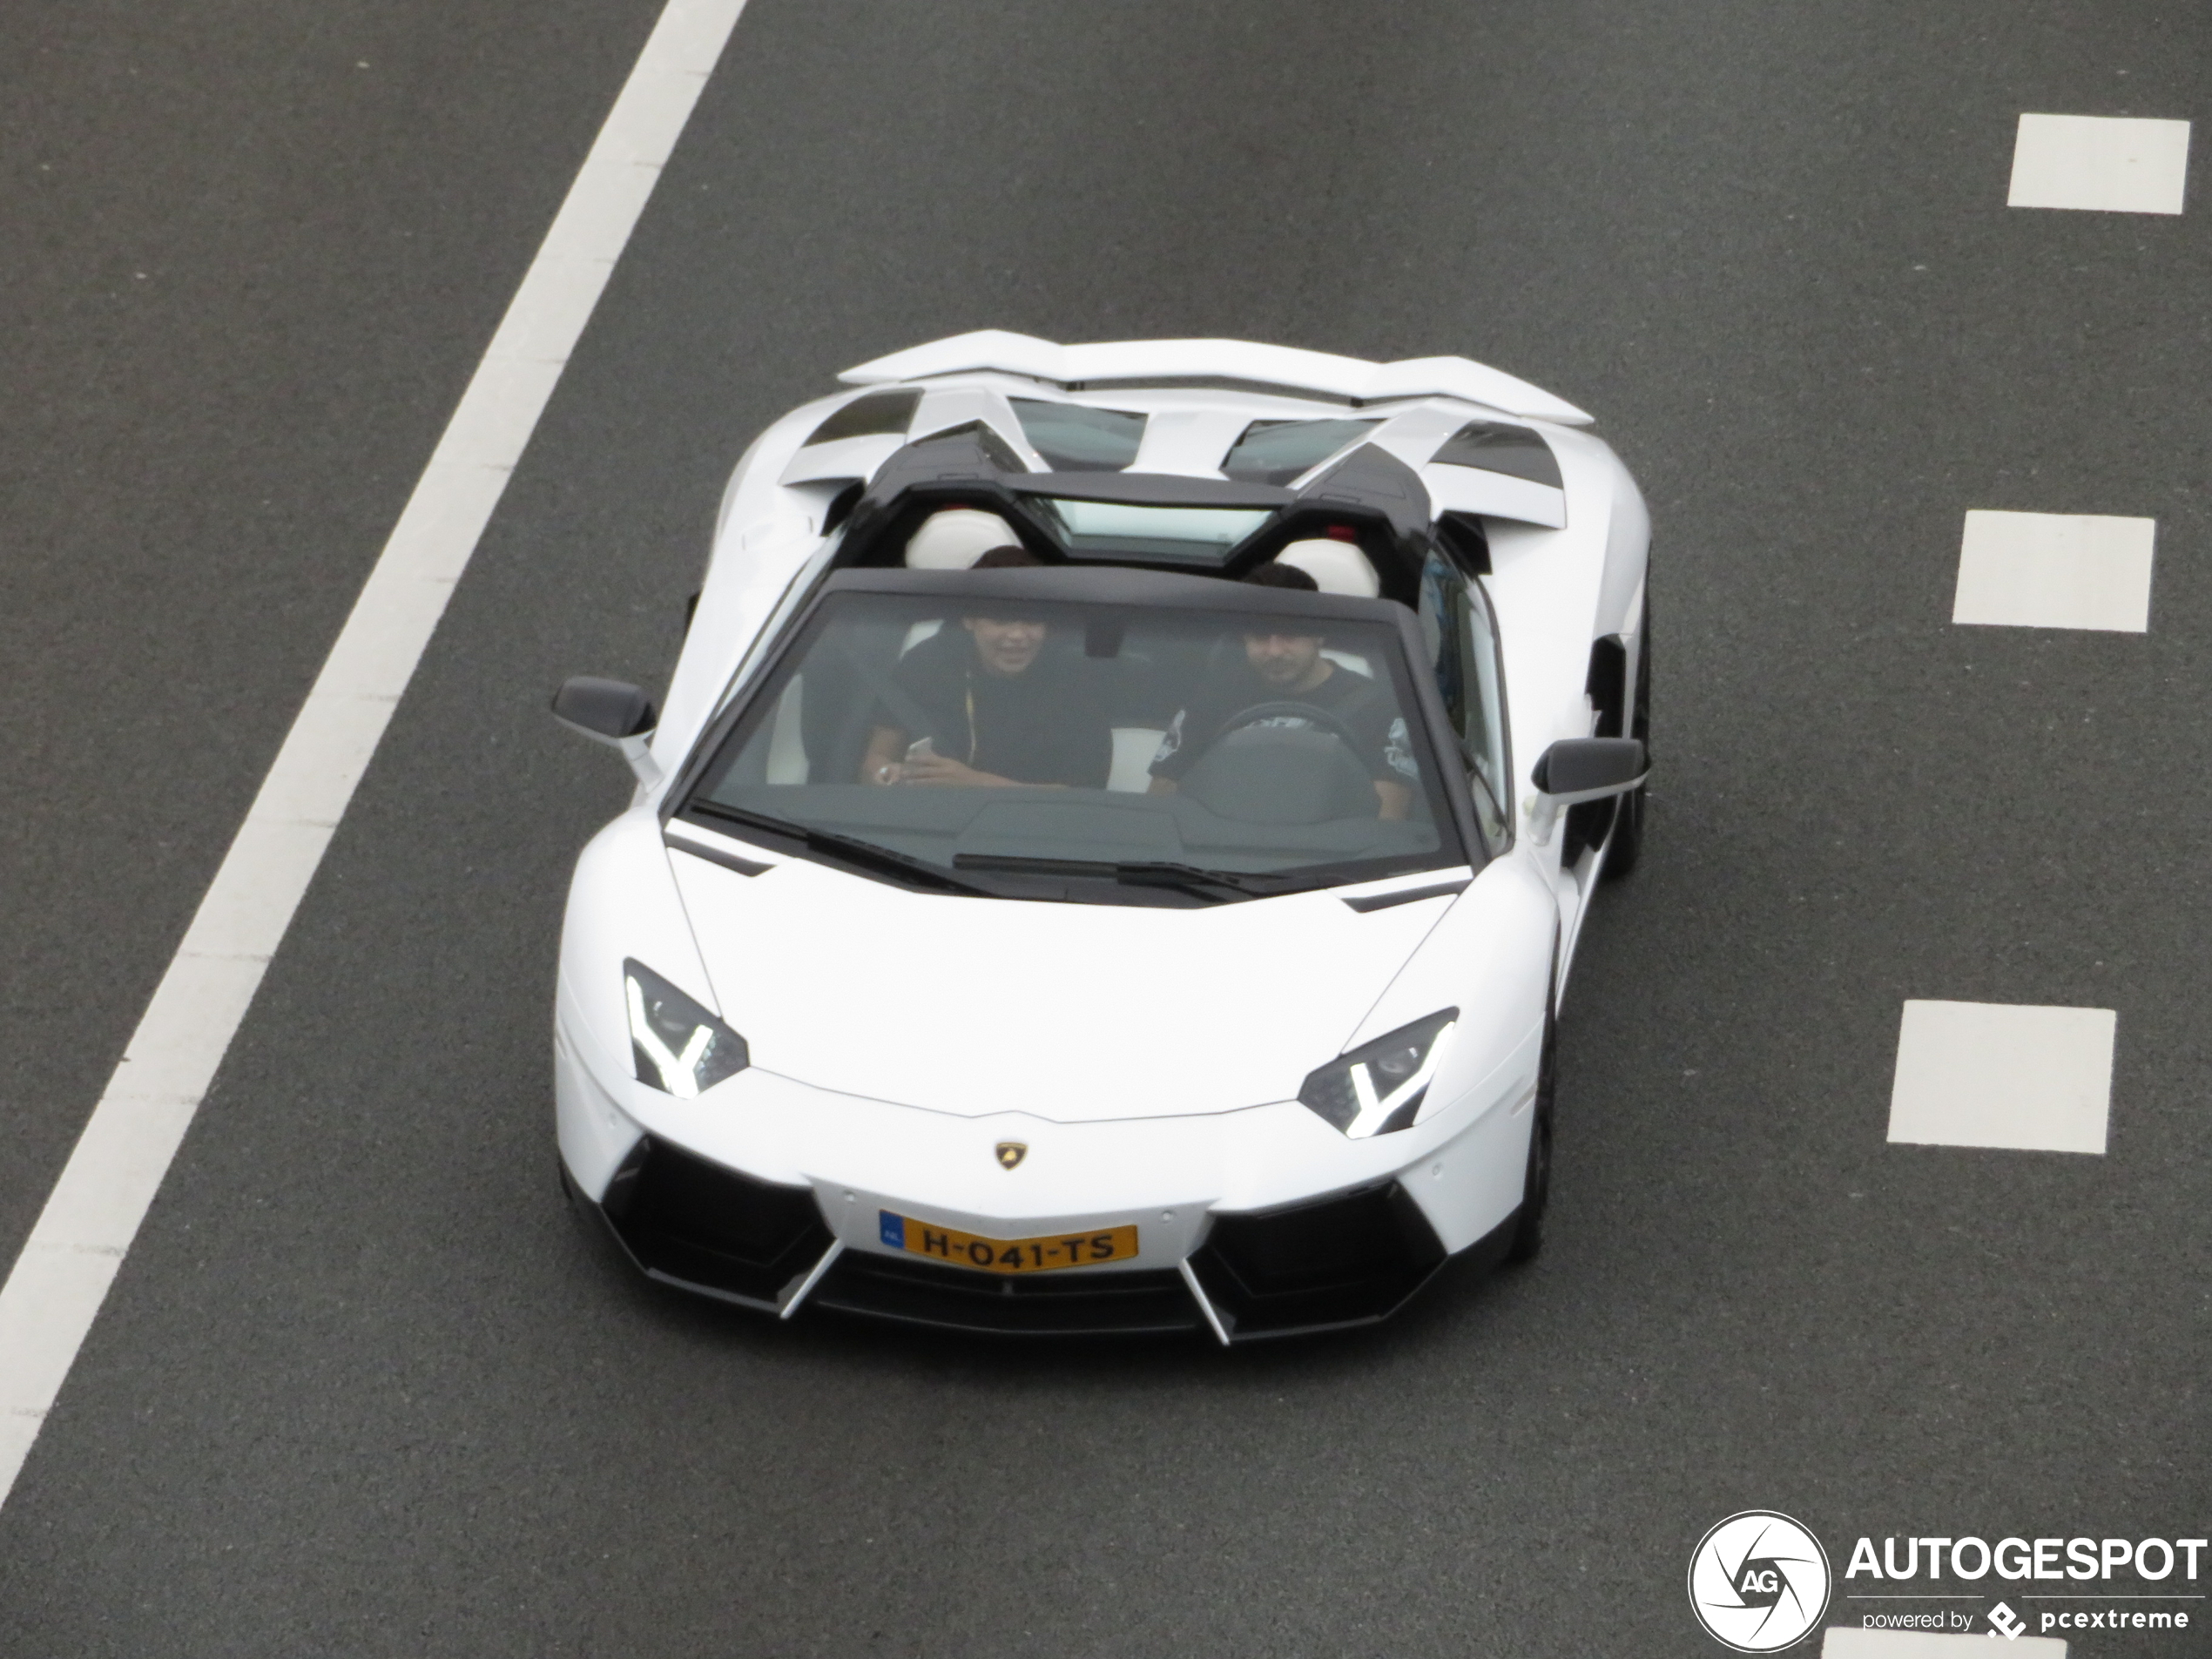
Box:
950;853;1290;902
685;801;991;897
1113;860;1282;899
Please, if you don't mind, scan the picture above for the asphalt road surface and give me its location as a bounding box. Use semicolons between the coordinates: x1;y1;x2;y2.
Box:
3;3;2207;1655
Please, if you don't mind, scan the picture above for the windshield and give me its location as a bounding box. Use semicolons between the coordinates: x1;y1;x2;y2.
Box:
681;589;1463;902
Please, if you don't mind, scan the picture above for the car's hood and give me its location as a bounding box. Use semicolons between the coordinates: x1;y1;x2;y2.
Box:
669;848;1459;1122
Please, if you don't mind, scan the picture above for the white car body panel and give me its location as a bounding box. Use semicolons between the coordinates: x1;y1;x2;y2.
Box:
670;851;1461;1121
1425;465;1568;530
556;331;1649;1339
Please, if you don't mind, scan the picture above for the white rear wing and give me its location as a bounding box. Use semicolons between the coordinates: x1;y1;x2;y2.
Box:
840;330;1593;427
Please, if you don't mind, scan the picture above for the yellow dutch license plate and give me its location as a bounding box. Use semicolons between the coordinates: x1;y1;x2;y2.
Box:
878;1211;1138;1274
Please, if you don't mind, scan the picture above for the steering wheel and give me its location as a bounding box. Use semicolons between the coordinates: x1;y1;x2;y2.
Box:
1205;698;1369;758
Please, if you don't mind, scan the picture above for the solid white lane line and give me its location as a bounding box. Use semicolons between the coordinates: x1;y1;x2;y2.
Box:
0;0;751;1511
1952;509;2155;632
1888;1000;2116;1155
2008;112;2190;214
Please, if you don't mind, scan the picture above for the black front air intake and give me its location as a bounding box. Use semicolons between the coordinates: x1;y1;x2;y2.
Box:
598;1138;833;1311
1187;1181;1447;1338
809;1250;1205;1338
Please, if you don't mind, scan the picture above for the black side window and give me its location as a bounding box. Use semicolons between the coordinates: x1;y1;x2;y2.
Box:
805;390;920;446
1008;401;1147;472
1220;419;1381;486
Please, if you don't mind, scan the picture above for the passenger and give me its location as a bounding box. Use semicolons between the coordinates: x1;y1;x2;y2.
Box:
859;547;1115;788
1148;563;1416;819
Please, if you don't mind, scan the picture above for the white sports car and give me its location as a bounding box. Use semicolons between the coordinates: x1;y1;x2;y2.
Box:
551;331;1649;1342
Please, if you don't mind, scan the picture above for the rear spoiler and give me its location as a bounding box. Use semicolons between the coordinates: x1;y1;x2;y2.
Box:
840;331;1593;428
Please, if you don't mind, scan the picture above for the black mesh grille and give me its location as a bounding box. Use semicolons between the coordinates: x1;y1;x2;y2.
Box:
600;1138;833;1311
1188;1182;1446;1338
811;1249;1204;1338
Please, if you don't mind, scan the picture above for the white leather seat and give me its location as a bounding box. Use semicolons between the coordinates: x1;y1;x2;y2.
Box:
905;509;1019;570
1274;537;1380;597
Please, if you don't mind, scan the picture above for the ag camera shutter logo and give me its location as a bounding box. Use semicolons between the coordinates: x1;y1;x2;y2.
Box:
1689;1511;1832;1652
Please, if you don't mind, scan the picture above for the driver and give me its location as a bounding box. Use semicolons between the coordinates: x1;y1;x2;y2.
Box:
1147;563;1415;819
858;546;1115;788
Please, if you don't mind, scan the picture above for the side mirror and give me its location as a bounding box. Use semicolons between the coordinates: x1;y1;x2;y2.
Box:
1527;738;1645;846
552;676;660;785
553;676;655;740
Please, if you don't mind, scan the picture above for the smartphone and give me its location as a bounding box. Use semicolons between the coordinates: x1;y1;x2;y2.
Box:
904;737;936;762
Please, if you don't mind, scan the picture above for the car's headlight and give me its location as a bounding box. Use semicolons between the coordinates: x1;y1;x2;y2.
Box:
1298;1008;1459;1139
624;959;749;1098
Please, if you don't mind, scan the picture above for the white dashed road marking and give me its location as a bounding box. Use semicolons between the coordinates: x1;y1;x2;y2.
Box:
2007;112;2191;213
0;0;752;1511
1952;509;2155;632
1824;1627;2067;1656
1888;1000;2115;1155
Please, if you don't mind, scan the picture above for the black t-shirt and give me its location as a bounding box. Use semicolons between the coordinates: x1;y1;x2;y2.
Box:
1150;659;1418;786
883;626;1115;787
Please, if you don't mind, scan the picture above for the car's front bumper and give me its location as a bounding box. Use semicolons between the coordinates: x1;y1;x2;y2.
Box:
581;1133;1507;1342
556;1023;1535;1344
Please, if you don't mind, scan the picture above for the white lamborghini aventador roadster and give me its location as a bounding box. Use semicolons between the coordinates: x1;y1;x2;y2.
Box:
551;332;1649;1342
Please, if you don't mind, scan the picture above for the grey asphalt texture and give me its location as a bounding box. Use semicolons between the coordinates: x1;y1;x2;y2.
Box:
2;3;2208;1656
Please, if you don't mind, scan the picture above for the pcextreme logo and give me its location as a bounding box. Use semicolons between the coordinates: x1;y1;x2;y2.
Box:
1688;1511;1833;1653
